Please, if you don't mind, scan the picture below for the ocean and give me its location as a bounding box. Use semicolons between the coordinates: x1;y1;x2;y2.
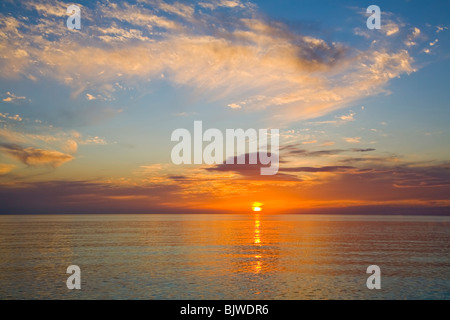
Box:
0;214;449;300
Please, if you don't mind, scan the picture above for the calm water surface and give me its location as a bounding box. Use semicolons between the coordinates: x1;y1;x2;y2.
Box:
0;214;449;299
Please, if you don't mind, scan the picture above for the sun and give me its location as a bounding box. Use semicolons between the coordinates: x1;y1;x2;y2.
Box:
252;202;263;212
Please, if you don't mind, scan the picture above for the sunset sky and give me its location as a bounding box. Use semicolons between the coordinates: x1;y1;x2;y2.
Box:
0;0;449;214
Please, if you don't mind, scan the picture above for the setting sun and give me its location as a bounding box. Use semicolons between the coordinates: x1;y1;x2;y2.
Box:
252;202;263;212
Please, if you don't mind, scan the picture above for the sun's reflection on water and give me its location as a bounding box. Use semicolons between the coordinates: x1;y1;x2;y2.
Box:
254;214;261;245
253;213;262;273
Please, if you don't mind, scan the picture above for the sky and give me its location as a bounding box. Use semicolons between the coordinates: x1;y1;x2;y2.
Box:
0;0;449;214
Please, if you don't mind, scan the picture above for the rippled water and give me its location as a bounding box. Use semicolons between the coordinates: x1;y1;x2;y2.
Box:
0;214;449;300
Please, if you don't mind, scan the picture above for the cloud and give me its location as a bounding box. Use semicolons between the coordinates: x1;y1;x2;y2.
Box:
172;111;188;116
0;128;27;144
286;148;345;157
156;1;196;20
25;0;72;17
0;112;22;121
339;112;355;122
228;103;242;109
276;161;450;209
0;143;74;167
352;148;376;152
198;0;246;10
100;2;182;30
308;111;356;126
2;91;26;103
281;145;376;157
95;24;151;43
338;155;400;165
86;93;97;100
429;39;439;46
0;163;15;175
61;139;78;154
344;137;361;144
420;37;440;55
79;136;108;145
202;147;376;179
405;27;422;47
383;23;400;36
302;140;317;145
0;125;107;162
205;153;298;181
0;1;417;123
279;166;354;173
412;27;421;37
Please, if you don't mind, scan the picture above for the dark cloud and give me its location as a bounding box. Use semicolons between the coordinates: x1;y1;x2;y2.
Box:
168;175;189;181
351;148;376;152
205;153;301;181
389;164;450;188
267;162;450;210
287;149;346;157
279;166;355;173
282;205;450;216
281;144;376;158
334;163;450;189
338;157;396;164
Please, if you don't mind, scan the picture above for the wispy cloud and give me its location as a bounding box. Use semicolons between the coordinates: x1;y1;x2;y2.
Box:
307;111;356;126
405;27;421;47
0;112;22;121
344;137;361;144
279;166;354;173
198;0;246;10
227;103;242;109
2;91;27;103
436;25;448;33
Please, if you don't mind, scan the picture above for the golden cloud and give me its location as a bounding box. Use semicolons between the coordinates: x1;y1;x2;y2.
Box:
0;143;74;167
0;163;15;175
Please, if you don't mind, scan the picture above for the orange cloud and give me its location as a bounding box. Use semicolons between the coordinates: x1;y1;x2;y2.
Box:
0;163;15;175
